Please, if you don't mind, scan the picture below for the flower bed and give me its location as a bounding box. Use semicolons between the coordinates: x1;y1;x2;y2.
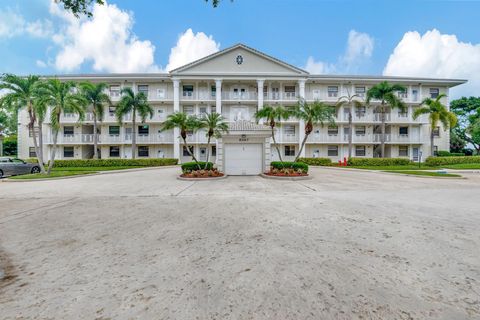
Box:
265;167;308;177
180;168;224;179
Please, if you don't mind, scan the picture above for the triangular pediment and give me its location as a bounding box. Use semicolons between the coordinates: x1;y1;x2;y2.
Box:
170;44;309;76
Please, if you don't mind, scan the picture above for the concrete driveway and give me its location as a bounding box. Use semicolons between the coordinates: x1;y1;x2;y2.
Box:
0;167;479;319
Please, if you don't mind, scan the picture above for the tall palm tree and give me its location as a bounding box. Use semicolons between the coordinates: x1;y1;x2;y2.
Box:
0;74;46;173
254;105;292;162
336;92;365;159
38;79;87;174
115;87;153;159
199;112;228;168
161;112;202;168
413;93;457;157
366;81;406;158
80;82;111;159
294;99;336;162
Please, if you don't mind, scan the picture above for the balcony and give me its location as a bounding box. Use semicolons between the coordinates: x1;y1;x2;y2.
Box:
309;134;343;143
273;134;298;143
123;134;174;144
222;92;258;101
46;134;95;144
343;134;373;143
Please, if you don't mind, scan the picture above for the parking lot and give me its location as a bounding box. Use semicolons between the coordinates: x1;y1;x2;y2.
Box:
0;167;479;319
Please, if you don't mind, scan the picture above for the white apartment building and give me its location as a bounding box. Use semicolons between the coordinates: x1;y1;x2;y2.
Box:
18;44;466;175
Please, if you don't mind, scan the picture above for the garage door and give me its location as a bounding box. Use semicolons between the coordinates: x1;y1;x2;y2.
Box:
224;144;263;175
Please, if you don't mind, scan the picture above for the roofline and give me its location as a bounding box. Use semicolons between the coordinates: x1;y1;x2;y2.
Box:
308;74;467;87
169;43;309;75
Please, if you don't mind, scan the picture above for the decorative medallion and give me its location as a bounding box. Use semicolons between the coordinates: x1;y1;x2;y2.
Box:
236;55;244;65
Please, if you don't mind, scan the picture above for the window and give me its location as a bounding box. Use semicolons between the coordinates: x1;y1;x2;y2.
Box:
183;106;194;115
29;127;39;137
138;125;149;135
211;106;217;114
138;146;149;157
328;86;338;98
399;145;409;157
63;126;74;136
109;106;116;116
284;145;295;156
137;85;149;96
355;86;366;97
183;85;194;97
327;145;338;156
211;146;216;157
109;126;120;135
430;88;439;98
344;127;350;135
284;85;296;98
433;127;440;137
312;89;321;99
110;85;120;97
157;88;166;99
399;126;409;135
412;88;419;101
355;106;366;117
183;146;194;156
434;145;438;156
109;146;120;157
211;86;216;98
327;126;338;135
284;125;295;135
355;146;366;157
29;147;36;157
199;106;207;116
63;146;74;158
355;126;366;135
398;88;408;98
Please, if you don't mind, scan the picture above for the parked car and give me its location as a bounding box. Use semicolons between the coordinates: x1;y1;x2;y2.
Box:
0;157;41;178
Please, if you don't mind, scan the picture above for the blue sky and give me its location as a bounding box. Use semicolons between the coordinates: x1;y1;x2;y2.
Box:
1;0;479;96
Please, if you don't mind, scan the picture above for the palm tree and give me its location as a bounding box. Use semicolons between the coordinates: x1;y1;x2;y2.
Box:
255;105;292;162
413;93;457;157
161;112;203;168
294;99;336;162
80;82;111;159
0;74;46;173
38;79;87;174
366;81;406;158
199;112;228;169
115;87;153;159
336;92;365;159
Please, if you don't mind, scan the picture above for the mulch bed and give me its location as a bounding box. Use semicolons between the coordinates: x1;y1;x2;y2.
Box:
265;172;309;177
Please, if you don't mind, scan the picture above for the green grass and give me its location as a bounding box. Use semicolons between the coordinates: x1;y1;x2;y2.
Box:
347;165;440;170
9;170;96;180
383;170;461;178
51;166;143;172
441;163;480;170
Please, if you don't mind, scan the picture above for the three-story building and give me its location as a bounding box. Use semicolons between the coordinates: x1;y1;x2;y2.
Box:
17;44;466;175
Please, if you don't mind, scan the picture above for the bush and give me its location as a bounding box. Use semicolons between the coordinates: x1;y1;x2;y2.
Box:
347;157;412;166
53;158;178;167
437;151;465;157
270;161;309;173
426;155;480;166
181;161;213;173
297;157;332;166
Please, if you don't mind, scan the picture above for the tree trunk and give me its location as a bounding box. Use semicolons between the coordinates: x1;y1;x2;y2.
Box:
271;126;283;162
348;109;353;159
204;134;211;169
431;129;435;157
380;107;386;158
37;120;46;174
131;110;136;159
182;137;201;169
27;101;43;171
295;132;310;162
93;114;98;159
47;129;58;174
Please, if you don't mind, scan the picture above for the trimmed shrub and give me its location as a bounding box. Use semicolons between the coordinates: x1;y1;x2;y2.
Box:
347;157;412;166
437;151;465;157
271;161;309;173
297;157;332;166
181;161;213;173
53;158;178;167
426;155;480;166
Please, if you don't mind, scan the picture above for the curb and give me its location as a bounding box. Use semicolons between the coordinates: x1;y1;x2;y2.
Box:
177;175;228;181
260;173;312;181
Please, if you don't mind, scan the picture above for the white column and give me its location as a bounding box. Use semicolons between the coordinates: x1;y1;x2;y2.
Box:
173;79;180;160
257;79;265;111
215;79;222;115
298;79;306;157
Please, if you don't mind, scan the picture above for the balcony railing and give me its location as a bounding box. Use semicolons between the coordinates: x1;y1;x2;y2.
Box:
222;92;258;100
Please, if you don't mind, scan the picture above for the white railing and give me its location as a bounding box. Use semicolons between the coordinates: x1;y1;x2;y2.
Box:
123;134;174;143
343;134;373;143
373;113;392;122
282;92;297;100
309;134;343;143
46;134;95;144
222;92;258;100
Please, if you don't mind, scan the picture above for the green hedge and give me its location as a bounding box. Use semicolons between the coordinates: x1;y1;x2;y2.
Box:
437;151;465;157
297;157;332;166
426;155;480;166
52;158;178;167
271;161;309;173
181;161;213;172
347;157;412;166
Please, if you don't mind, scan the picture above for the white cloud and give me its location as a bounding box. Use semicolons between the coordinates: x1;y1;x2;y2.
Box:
0;8;53;39
165;28;220;71
383;29;479;98
304;29;374;74
36;60;48;68
51;1;160;73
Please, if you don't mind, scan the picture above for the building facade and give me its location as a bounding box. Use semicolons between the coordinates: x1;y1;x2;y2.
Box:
17;44;466;175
